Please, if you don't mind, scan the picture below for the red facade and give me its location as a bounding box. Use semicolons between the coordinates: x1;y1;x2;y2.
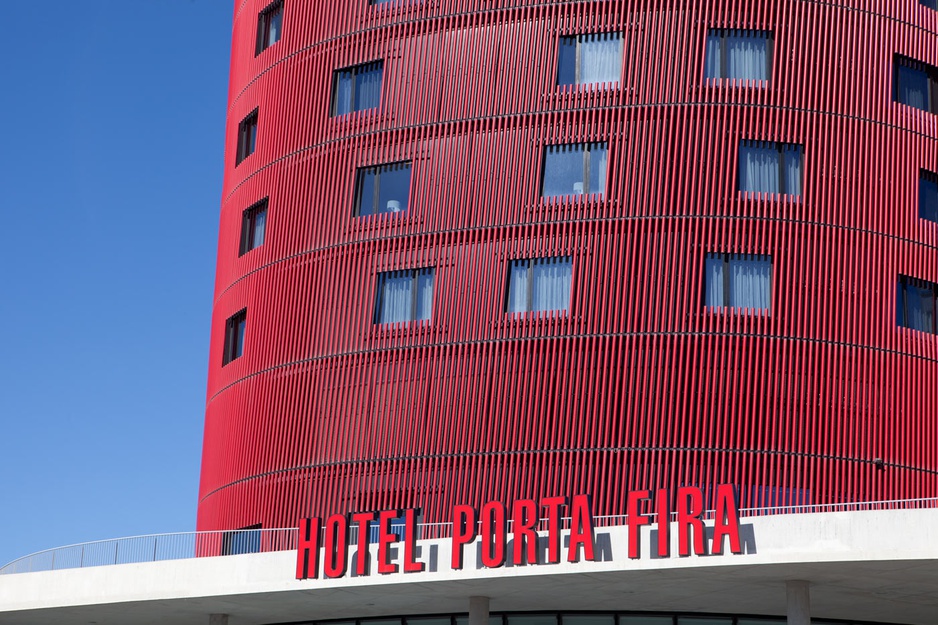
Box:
197;0;938;532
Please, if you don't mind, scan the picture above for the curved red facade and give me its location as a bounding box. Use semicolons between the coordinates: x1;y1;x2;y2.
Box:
198;0;938;532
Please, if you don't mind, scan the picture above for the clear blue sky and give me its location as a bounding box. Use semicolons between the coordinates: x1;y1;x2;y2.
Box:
0;1;233;566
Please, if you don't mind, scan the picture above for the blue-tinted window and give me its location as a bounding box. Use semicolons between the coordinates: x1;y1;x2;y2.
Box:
921;170;938;223
355;162;411;216
739;140;802;197
506;257;572;314
222;524;261;555
557;33;623;86
236;109;258;166
922;0;938;9
239;198;268;256
223;309;247;365
542;143;607;198
894;55;937;113
255;1;283;55
332;61;384;116
367;516;406;543
898;275;937;334
705;29;771;81
704;253;771;311
375;268;434;324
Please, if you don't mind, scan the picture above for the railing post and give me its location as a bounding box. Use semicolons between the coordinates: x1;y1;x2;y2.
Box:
153;537;159;562
80;545;84;568
114;542;119;565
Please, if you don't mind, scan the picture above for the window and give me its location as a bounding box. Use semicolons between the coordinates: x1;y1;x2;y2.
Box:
506;256;573;314
738;140;803;197
374;268;434;324
223;309;247;365
331;61;383;116
222;524;261;555
897;275;937;334
704;253;771;311
922;0;938;9
541;143;608;198
236;109;258;165
255;1;283;56
355;162;411;217
557;33;623;86
239;199;268;256
705;29;772;81
922;170;938;222
894;55;938;113
367;516;406;543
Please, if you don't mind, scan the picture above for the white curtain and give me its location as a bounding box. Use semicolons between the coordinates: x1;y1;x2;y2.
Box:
268;10;282;46
531;257;573;312
542;145;585;198
252;208;266;249
333;71;353;115
704;254;725;307
704;31;722;79
897;63;929;111
728;255;771;310
414;269;434;320
905;281;935;333
783;144;803;197
377;271;413;323
588;144;608;197
580;33;622;85
921;175;938;221
355;63;383;111
506;261;530;313
739;142;780;194
726;31;769;81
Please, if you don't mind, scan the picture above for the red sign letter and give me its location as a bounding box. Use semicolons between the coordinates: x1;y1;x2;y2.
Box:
403;508;425;572
451;505;477;570
296;517;320;580
377;509;401;574
541;496;567;564
350;511;374;576
567;494;595;562
480;501;506;568
511;499;538;565
323;514;348;578
627;490;651;559
655;489;670;557
711;484;742;555
677;486;705;556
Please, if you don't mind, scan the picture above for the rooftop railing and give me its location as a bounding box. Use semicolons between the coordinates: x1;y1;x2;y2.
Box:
2;496;935;576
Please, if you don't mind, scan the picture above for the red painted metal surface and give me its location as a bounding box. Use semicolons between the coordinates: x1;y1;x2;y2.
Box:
197;0;938;532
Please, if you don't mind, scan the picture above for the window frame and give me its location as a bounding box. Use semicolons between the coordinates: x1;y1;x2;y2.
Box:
705;28;774;82
354;161;412;217
330;60;384;117
504;256;574;314
893;54;938;114
556;32;624;87
703;252;772;311
239;198;269;256
540;142;608;199
897;275;938;334
374;267;435;325
223;309;248;365
236;109;259;166
255;0;283;56
737;139;803;197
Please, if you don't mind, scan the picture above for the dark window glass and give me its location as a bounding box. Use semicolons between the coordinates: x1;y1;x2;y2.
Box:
223;309;247;365
562;616;614;625
375;268;434;324
705;29;772;81
332;61;384;116
677;619;732;625
920;170;938;223
236;109;258;166
239;199;268;256
556;33;623;86
222;524;261;555
894;55;938;113
506;257;573;314
922;0;938;9
507;616;556;625
738;140;803;196
255;1;283;55
366;516;406;543
355;162;411;216
619;619;672;625
542;143;608;198
704;253;771;311
897;275;938;334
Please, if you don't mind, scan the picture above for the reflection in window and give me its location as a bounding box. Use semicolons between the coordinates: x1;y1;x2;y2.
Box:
506;257;572;314
332;61;384;116
705;29;772;81
355;162;412;216
894;55;938;113
542;143;607;198
557;33;623;86
921;170;938;223
375;268;434;324
897;275;937;334
705;253;771;311
739;140;803;197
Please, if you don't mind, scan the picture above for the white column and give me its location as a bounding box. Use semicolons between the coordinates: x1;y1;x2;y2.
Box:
786;580;811;625
469;596;490;625
209;615;229;625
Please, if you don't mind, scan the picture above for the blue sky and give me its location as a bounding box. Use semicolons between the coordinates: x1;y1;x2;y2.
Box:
0;1;233;566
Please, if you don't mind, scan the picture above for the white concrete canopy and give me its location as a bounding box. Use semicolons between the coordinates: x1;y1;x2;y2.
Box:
1;508;937;625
